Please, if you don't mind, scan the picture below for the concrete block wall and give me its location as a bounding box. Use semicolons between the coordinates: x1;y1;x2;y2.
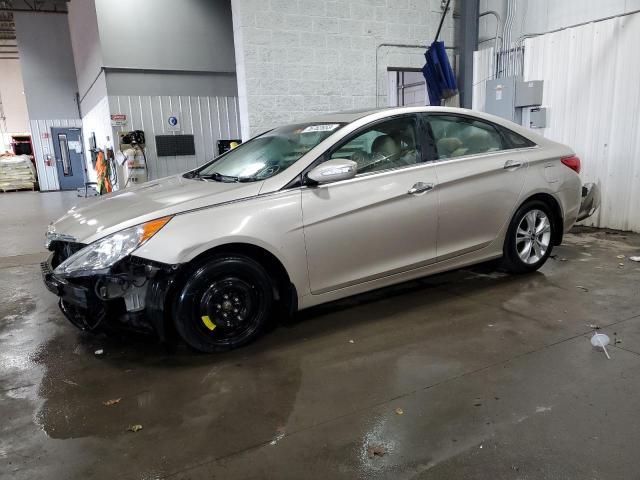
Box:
232;0;455;137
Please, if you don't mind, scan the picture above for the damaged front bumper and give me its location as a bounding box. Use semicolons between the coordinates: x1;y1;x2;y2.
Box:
577;182;601;222
41;253;178;340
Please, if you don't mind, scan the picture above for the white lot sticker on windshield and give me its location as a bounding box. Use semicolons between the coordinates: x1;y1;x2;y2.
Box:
301;124;340;133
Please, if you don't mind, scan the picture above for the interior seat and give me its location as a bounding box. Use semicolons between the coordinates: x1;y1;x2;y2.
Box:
371;135;400;160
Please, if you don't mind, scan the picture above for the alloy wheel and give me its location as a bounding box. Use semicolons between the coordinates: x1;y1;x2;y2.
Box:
515;209;551;265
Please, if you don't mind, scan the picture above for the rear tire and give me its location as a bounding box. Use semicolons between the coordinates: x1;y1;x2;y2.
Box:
502;200;555;274
173;254;273;353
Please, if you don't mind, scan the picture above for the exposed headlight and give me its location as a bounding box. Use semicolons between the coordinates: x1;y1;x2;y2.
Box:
45;224;55;249
54;216;172;277
45;224;76;249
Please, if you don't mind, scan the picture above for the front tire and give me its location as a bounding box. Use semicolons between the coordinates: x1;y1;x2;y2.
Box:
173;254;273;352
502;200;554;273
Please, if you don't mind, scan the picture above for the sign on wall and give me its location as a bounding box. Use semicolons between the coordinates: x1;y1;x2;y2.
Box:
110;114;127;127
166;112;181;132
68;140;82;153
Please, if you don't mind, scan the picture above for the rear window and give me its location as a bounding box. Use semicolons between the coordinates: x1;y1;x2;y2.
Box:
500;127;537;148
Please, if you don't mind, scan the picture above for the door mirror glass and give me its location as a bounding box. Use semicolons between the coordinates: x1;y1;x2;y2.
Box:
307;159;357;184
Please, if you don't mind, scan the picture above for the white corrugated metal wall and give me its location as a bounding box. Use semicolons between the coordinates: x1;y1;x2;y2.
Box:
108;95;241;181
523;13;640;232
30;119;83;191
472;47;494;111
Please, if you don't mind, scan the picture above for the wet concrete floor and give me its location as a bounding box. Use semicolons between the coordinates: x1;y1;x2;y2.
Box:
1;191;640;479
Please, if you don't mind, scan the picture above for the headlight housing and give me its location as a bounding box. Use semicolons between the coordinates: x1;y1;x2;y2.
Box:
54;216;172;277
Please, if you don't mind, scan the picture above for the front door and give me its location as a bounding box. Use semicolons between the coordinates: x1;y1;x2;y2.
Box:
427;114;530;260
51;127;86;190
301;114;439;294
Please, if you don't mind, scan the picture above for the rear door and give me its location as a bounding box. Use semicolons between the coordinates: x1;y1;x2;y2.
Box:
427;114;531;260
51;127;86;190
301;114;439;294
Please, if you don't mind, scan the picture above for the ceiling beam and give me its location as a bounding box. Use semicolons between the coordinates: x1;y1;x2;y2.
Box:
0;0;68;13
0;8;66;13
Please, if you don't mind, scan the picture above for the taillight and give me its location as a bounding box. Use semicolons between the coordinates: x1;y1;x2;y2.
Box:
561;155;581;174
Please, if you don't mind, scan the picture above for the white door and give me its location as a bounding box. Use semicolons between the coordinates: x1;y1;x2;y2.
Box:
301;115;439;294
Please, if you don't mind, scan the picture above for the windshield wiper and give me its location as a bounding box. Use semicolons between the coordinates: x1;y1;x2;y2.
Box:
185;171;256;183
198;172;241;182
201;172;258;183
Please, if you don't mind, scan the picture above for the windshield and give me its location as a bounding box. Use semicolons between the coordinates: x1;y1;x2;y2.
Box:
191;122;345;182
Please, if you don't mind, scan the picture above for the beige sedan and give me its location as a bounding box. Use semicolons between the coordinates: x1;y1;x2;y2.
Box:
43;107;599;352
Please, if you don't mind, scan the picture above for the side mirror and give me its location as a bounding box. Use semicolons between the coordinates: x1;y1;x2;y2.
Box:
307;159;357;184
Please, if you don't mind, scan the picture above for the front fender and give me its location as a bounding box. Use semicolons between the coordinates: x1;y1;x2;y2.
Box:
133;189;309;297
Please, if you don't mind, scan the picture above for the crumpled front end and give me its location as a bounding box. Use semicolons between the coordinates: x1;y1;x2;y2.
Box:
42;240;178;340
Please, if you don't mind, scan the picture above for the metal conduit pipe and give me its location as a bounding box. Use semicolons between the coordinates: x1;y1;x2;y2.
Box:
479;35;503;46
514;8;640;77
500;0;513;78
479;10;501;76
498;0;511;77
502;0;514;77
508;0;518;77
516;0;528;75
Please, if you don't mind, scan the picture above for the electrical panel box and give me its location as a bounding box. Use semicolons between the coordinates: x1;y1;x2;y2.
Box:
529;107;547;128
515;80;544;107
485;77;521;123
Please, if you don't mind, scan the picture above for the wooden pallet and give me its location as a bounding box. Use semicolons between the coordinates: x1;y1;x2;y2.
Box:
0;186;36;193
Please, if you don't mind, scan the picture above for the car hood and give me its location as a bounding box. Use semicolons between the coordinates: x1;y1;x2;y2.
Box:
49;175;263;244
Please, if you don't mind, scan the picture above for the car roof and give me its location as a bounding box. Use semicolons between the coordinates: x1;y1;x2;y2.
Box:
301;106;498;124
302;108;395;123
299;106;550;147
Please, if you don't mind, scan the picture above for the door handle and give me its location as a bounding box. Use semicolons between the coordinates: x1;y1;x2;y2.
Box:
503;160;523;170
408;182;435;195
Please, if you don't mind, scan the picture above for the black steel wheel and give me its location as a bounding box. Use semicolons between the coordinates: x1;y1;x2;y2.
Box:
173;254;273;352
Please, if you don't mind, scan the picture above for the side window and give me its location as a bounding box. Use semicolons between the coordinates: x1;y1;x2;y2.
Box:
329;116;423;174
500;127;536;148
428;115;505;159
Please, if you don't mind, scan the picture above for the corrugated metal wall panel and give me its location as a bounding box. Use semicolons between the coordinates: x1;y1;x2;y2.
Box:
30;118;83;191
472;47;494;111
108;95;241;180
523;13;640;232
